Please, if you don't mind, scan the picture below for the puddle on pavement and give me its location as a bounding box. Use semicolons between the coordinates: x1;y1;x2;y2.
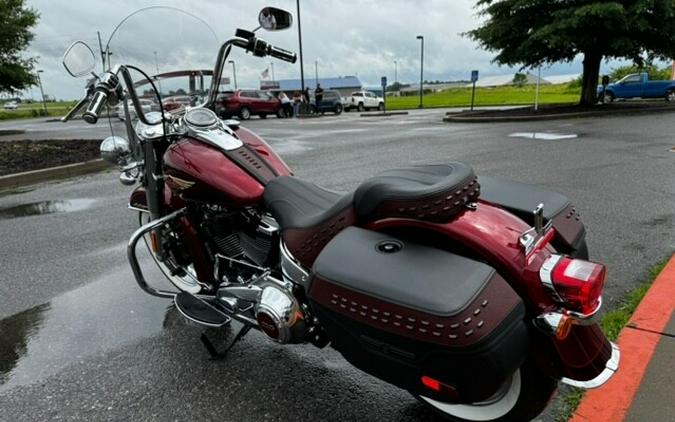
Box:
508;132;578;140
0;250;179;392
0;199;95;219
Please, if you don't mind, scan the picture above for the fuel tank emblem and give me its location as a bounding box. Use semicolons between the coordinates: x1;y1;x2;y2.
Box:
166;175;195;191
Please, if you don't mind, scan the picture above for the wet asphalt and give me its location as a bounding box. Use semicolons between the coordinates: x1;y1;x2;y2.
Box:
0;108;673;421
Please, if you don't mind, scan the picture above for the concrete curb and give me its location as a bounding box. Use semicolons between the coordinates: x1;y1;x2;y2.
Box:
444;105;675;123
0;159;111;190
570;254;675;422
359;111;410;117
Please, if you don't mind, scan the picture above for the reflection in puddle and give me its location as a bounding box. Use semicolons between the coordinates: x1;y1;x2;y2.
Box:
0;304;49;384
0;199;96;219
508;132;578;140
0;257;175;392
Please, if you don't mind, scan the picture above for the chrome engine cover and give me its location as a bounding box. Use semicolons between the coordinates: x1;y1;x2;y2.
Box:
255;284;306;343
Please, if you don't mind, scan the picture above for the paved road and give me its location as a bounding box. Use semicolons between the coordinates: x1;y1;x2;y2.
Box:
0;109;673;421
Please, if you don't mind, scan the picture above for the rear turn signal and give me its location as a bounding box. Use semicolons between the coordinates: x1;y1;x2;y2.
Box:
540;255;606;315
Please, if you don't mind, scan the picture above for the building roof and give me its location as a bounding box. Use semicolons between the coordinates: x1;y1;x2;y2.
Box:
543;74;580;84
275;76;362;91
468;73;550;88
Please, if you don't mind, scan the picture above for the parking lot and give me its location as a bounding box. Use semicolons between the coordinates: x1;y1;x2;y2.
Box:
0;109;673;421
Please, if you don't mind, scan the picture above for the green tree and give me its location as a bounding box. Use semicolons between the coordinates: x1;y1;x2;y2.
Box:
610;64;672;81
512;73;527;87
467;1;675;106
0;0;39;94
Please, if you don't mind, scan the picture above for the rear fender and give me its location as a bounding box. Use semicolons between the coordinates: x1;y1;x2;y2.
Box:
365;202;612;382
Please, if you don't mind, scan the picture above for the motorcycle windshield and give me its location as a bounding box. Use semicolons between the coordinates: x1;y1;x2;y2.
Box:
104;6;220;116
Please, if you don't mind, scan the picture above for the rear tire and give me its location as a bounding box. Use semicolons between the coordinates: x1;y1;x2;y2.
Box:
357;102;365;112
415;360;557;422
239;107;251;120
378;102;384;111
334;104;343;115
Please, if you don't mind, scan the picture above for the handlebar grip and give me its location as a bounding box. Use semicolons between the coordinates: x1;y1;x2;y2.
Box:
269;45;297;64
83;90;108;124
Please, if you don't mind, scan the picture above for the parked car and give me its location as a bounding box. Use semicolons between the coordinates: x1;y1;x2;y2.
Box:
163;95;193;112
343;91;384;111
115;99;157;120
310;89;343;114
598;72;675;102
216;89;283;120
3;101;18;110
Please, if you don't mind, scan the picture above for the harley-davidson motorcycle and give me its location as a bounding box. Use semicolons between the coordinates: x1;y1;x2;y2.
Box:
61;6;619;421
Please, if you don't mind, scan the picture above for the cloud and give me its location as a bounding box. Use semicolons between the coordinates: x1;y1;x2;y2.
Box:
23;0;646;101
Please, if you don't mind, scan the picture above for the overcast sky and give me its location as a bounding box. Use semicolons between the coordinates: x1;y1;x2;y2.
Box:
25;0;621;100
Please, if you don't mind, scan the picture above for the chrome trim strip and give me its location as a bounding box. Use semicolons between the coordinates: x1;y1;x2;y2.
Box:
127;208;187;298
561;342;620;389
127;204;149;213
280;241;309;286
539;254;564;302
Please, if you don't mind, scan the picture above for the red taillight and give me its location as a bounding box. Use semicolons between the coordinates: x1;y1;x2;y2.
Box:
540;255;606;315
421;376;458;399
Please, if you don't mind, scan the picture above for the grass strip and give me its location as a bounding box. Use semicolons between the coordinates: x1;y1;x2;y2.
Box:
554;258;670;422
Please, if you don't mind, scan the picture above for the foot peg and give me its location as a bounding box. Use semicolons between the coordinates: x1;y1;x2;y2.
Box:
174;292;231;327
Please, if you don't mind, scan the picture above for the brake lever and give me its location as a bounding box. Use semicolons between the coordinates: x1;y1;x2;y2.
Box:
60;95;90;122
61;79;96;123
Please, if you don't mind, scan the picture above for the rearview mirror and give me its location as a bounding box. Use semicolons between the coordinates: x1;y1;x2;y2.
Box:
258;7;292;31
62;41;96;77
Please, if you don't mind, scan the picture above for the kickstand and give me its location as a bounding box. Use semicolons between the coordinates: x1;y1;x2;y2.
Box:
200;325;252;360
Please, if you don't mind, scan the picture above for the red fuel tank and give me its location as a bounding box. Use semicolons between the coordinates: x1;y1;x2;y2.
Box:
163;127;292;206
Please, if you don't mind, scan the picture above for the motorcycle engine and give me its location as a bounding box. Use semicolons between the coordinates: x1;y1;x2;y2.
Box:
255;283;306;343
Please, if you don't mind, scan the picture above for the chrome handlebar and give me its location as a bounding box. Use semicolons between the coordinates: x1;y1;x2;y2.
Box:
82;90;108;124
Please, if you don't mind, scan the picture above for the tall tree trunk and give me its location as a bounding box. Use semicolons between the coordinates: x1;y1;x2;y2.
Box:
580;52;602;106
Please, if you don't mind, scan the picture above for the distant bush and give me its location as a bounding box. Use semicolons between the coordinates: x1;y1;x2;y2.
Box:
610;64;672;81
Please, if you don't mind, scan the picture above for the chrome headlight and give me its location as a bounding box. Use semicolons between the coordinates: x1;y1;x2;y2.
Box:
100;136;131;166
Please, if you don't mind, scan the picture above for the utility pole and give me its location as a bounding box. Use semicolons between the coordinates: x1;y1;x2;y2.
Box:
296;0;305;92
36;70;47;115
416;35;424;108
229;60;237;90
534;67;541;111
314;60;318;87
270;61;275;81
394;60;398;84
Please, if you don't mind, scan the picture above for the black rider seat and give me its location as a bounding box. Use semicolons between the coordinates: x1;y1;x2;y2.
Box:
263;163;479;232
263;163;479;267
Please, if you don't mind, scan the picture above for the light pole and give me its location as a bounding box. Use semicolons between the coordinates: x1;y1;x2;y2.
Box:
153;51;162;95
296;0;305;92
314;59;318;87
270;61;275;81
394;60;398;84
36;70;47;115
229;60;237;90
416;35;424;108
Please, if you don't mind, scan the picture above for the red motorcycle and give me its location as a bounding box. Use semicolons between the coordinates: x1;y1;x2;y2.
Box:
61;7;618;421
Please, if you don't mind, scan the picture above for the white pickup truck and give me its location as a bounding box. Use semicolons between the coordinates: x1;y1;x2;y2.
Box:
342;91;384;111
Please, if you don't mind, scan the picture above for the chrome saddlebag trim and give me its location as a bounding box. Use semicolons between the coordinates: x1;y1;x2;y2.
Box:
561;342;620;389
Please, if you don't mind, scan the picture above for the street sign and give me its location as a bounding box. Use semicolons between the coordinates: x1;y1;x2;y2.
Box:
381;76;387;113
470;70;479;111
